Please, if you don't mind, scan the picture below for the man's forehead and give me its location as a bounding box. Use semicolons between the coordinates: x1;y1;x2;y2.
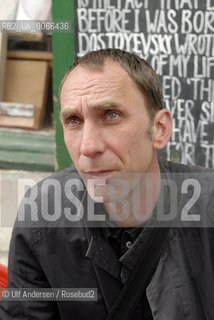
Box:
60;62;134;101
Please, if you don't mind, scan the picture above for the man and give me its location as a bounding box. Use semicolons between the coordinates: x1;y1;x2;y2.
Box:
0;49;214;319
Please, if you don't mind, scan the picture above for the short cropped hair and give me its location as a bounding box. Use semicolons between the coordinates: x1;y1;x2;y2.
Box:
59;49;163;119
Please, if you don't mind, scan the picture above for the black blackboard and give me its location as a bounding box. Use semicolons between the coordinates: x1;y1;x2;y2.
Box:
75;0;214;168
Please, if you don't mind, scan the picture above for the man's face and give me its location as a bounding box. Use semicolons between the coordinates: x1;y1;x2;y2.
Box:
60;60;159;195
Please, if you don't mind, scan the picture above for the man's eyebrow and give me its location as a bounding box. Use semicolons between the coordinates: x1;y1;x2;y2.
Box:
92;101;123;111
60;108;77;122
60;101;124;120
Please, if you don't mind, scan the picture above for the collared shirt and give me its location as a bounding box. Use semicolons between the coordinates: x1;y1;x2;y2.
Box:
105;226;142;258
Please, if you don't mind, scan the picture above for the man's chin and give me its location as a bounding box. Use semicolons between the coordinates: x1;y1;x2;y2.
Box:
82;172;145;203
85;182;117;203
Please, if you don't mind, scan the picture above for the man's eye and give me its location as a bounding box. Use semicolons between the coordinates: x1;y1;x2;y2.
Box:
106;111;119;120
69;117;80;125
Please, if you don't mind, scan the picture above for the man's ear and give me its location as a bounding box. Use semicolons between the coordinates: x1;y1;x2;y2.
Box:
152;109;172;150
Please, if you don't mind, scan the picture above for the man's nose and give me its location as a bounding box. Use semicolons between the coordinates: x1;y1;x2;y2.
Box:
80;122;105;158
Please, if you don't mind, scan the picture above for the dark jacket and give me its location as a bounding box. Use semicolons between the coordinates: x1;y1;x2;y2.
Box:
0;160;214;320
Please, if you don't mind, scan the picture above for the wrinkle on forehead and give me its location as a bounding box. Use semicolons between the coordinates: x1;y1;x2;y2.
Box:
60;61;137;105
61;78;132;107
64;78;123;96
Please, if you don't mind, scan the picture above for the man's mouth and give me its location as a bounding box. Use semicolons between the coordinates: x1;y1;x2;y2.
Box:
84;170;115;177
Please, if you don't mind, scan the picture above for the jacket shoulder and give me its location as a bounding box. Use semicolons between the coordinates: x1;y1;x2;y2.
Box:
159;158;214;174
14;166;86;244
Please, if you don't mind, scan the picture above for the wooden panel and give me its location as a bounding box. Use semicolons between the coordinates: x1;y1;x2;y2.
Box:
0;102;34;117
7;51;53;61
0;128;54;153
2;59;49;129
0;32;7;101
0;116;34;129
0;128;55;172
8;32;47;42
0;150;54;172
